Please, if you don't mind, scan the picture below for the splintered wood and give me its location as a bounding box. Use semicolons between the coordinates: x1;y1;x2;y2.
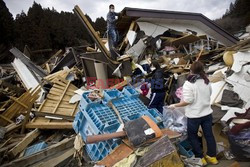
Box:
44;68;72;83
0;86;40;126
26;77;78;129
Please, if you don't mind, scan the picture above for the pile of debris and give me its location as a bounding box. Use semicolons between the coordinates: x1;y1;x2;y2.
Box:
0;5;250;167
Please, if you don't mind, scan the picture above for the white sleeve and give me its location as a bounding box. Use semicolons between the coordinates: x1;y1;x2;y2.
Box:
182;81;194;103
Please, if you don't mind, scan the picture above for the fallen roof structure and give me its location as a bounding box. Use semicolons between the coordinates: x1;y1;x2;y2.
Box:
117;7;238;46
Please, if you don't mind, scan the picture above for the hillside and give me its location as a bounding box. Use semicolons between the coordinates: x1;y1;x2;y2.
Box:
0;1;107;63
215;0;250;34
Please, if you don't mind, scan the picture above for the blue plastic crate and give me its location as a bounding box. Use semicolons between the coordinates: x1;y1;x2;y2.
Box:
80;91;102;111
85;139;120;161
102;89;124;104
73;111;120;161
73;87;163;161
112;97;162;124
24;142;48;156
177;140;194;158
122;86;140;98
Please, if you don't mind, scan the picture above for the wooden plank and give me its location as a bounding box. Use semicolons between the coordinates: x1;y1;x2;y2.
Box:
97;143;133;167
43;102;76;109
49;87;74;94
73;6;109;57
71;102;79;116
26;122;72;129
196;48;204;61
51;81;71;114
0;137;12;149
48;90;75;96
0;141;19;154
52;84;76;92
55;77;68;84
43;106;74;112
8;129;40;158
33;148;75;167
4;87;40;119
171;34;200;46
109;80;127;89
119;21;136;51
50;86;75;93
44;100;76;106
41;49;62;68
21;104;32;134
3;137;74;167
5;123;22;133
0;115;14;123
9;96;28;109
50;84;65;91
46;94;72;101
33;111;74;121
45;63;50;73
42;106;75;113
73;5;119;65
3;91;30;119
0;99;11;110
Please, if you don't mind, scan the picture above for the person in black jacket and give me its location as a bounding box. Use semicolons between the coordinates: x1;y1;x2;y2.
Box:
148;60;167;113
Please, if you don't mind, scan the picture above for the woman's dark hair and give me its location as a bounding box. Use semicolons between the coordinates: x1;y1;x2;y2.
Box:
151;60;161;69
109;4;114;9
190;61;209;84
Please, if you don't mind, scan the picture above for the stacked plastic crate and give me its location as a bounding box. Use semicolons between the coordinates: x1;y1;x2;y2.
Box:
73;86;162;161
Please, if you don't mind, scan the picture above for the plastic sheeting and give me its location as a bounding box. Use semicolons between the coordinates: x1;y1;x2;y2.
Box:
162;106;187;133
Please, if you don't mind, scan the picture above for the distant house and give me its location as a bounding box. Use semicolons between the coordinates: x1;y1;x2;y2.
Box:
117;7;238;46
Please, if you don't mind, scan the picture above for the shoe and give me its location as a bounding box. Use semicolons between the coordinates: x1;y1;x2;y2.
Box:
205;155;219;165
201;158;207;166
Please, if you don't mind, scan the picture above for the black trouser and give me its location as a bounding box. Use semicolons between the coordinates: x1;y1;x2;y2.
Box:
148;92;165;113
187;114;216;158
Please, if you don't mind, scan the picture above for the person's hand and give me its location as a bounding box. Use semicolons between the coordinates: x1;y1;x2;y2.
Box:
168;104;176;110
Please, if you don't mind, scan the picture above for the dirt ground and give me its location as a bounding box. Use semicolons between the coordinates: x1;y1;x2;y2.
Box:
207;160;250;167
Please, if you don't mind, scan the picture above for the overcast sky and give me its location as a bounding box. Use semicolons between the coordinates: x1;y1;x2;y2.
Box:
4;0;235;21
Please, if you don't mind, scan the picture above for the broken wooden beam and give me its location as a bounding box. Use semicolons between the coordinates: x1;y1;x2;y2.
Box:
8;129;41;158
3;137;74;167
33;111;74;121
97;143;133;167
0;86;40;126
0;141;19;154
41;49;62;68
25;122;73;129
73;5;119;65
32;148;75;167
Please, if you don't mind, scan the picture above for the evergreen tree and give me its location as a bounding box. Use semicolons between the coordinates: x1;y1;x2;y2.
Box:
215;0;250;34
0;0;14;45
1;1;107;63
95;17;107;37
0;0;15;62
